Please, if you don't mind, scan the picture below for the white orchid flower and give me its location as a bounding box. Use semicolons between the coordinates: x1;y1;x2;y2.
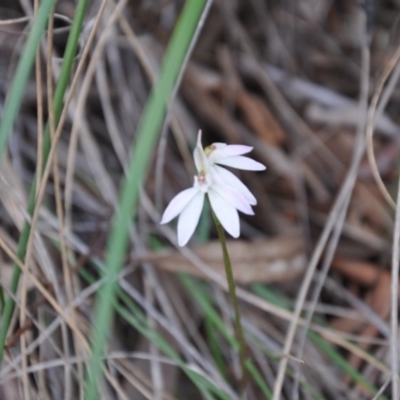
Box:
161;131;266;246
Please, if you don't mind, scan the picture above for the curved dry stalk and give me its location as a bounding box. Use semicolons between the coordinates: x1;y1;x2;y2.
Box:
366;40;400;210
0;16;31;25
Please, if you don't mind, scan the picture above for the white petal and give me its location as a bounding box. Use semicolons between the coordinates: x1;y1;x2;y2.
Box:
208;190;240;238
177;192;205;246
218;144;253;157
215;156;266;171
212;184;254;215
160;187;199;224
211;165;257;205
224;144;253;156
208;144;253;165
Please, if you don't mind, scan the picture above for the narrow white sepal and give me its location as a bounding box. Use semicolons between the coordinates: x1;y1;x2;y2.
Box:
209;145;253;165
223;145;253;156
215;155;266;171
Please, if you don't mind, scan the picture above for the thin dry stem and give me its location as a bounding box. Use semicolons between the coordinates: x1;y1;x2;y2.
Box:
391;156;400;399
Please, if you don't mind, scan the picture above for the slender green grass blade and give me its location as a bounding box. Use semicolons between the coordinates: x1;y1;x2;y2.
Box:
41;0;90;164
0;0;55;160
205;315;228;378
84;2;207;398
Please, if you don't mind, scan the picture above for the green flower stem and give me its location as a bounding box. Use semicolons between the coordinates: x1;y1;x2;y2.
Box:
211;210;247;391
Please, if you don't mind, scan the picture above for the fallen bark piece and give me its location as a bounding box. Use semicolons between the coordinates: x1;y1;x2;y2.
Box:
146;234;306;284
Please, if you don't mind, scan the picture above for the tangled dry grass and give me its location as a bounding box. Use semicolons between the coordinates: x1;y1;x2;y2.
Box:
0;0;400;399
